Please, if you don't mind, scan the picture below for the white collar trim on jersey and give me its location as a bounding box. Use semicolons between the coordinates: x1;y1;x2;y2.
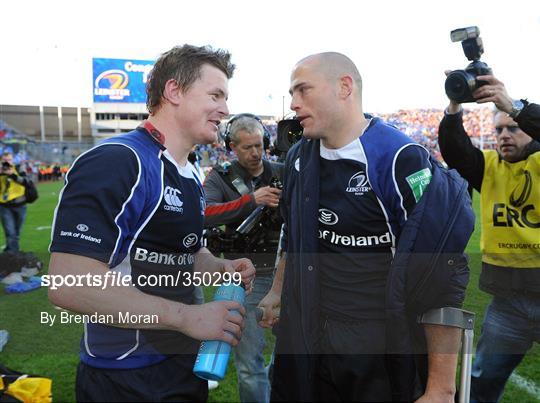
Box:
162;149;199;180
320;119;371;162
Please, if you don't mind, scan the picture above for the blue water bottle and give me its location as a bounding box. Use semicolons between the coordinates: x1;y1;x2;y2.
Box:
193;283;245;381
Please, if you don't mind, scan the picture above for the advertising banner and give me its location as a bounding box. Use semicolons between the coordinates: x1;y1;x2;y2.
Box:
93;58;154;103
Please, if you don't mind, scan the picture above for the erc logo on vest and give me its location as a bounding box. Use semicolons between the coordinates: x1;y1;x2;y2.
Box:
319;209;339;225
510;170;532;208
346;171;371;196
163;186;183;213
492;170;539;229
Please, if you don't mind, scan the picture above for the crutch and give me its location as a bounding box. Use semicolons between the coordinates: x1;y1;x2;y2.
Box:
418;307;475;403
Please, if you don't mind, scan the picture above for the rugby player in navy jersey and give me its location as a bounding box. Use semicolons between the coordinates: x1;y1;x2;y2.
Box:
262;53;470;402
47;45;255;402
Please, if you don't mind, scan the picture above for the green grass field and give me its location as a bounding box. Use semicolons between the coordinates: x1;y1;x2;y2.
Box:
0;181;538;402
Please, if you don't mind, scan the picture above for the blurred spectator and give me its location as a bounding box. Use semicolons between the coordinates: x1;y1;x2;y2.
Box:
0;152;29;252
52;164;61;181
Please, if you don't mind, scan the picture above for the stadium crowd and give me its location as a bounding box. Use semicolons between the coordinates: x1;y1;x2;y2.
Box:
186;107;497;166
1;107;496;177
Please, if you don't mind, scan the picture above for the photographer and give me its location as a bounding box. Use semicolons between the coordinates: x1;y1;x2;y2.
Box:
0;152;30;252
203;114;283;403
439;74;540;403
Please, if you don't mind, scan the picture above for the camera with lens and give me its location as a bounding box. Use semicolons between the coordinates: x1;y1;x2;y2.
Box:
204;177;283;254
445;26;492;103
0;161;13;175
236;177;282;235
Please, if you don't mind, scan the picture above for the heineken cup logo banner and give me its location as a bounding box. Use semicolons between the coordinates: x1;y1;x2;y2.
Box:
406;168;432;203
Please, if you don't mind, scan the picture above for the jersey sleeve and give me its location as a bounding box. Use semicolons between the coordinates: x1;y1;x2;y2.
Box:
393;144;433;225
49;144;141;264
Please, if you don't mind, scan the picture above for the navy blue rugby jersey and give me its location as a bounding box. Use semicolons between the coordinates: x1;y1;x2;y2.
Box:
49;123;206;368
318;128;432;320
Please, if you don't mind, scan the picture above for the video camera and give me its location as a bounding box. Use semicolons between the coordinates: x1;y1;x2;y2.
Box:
273;117;303;161
445;26;492;103
0;161;13;175
204;177;283;254
236;177;282;235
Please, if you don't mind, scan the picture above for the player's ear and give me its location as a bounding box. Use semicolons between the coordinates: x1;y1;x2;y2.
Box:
338;75;354;100
163;79;182;106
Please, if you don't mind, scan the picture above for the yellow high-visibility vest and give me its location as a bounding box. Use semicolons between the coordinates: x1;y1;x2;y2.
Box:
480;150;540;268
0;171;26;204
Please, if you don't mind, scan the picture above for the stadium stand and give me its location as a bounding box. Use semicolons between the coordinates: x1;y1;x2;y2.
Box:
0;106;497;178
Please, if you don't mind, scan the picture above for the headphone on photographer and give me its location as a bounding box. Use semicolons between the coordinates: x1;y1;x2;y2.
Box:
223;113;272;152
